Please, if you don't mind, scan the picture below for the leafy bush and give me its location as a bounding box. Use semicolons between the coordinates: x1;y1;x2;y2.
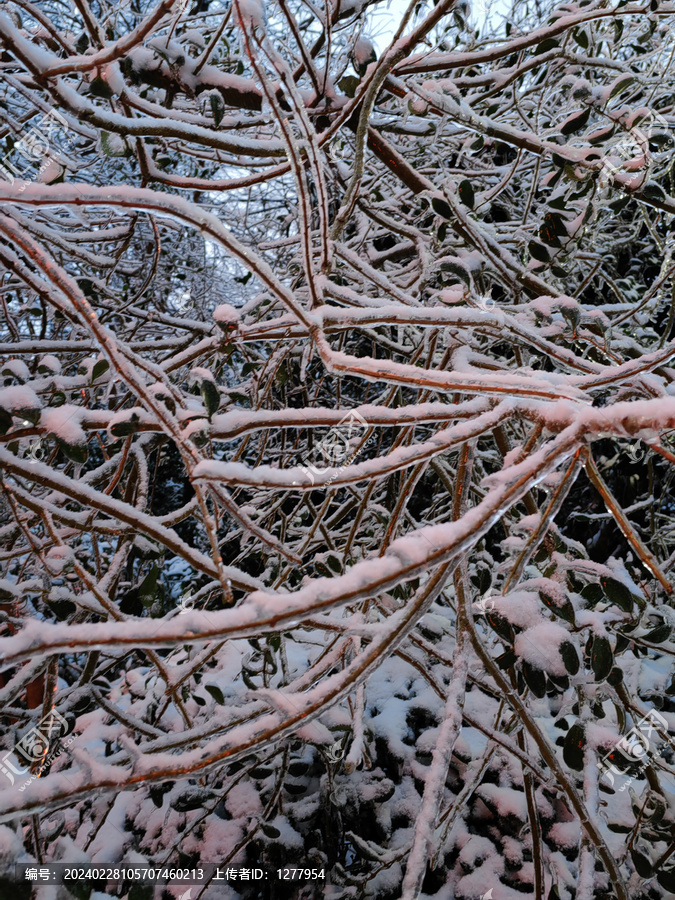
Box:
1;0;675;897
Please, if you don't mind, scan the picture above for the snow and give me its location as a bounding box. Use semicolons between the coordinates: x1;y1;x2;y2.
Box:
489;590;541;629
225;781;262;817
514;622;571;675
476;784;528;821
45;546;74;575
0;824;24;872
41;405;87;445
237;0;265;28
354;38;374;63
1;358;30;381
38;354;61;374
1;3;674;895
213;304;241;326
0;384;41;412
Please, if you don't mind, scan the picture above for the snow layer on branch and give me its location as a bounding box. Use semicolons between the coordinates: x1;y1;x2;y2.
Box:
236;0;265;28
0;824;24;872
213;304;241;325
41;405;87;445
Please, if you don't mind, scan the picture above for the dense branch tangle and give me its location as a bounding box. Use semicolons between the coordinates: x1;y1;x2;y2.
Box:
1;1;675;897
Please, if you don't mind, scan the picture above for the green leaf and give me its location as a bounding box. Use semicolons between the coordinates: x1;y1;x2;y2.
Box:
496;648;517;670
91;359;109;382
173;788;215;812
339;75;359;98
548;195;568;210
269;633;281;652
563;723;585;770
522;661;547;698
56;437;87;464
17;407;40;426
608;667;623;686
644;623;671;644
431;197;453;219
573;28;589;49
540;223;563;248
111;412;141;437
284;782;306;795
561;107;591;136
210;92;225;127
609;195;631;213
548;673;570;692
641;183;667;204
609;75;634;99
439;260;472;287
601;577;635;613
561;306;581;331
631;847;653;878
261;823;281;838
657;867;675;892
534;38;559;54
589;124;616;145
529;240;550;263
0;408;11;435
591;635;614;680
486;611;514;643
458;179;474;209
149;785;165;808
204;683;225;705
560;641;580;675
228;391;250;405
89;76;113;99
201;380;220;418
138;564;159;607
